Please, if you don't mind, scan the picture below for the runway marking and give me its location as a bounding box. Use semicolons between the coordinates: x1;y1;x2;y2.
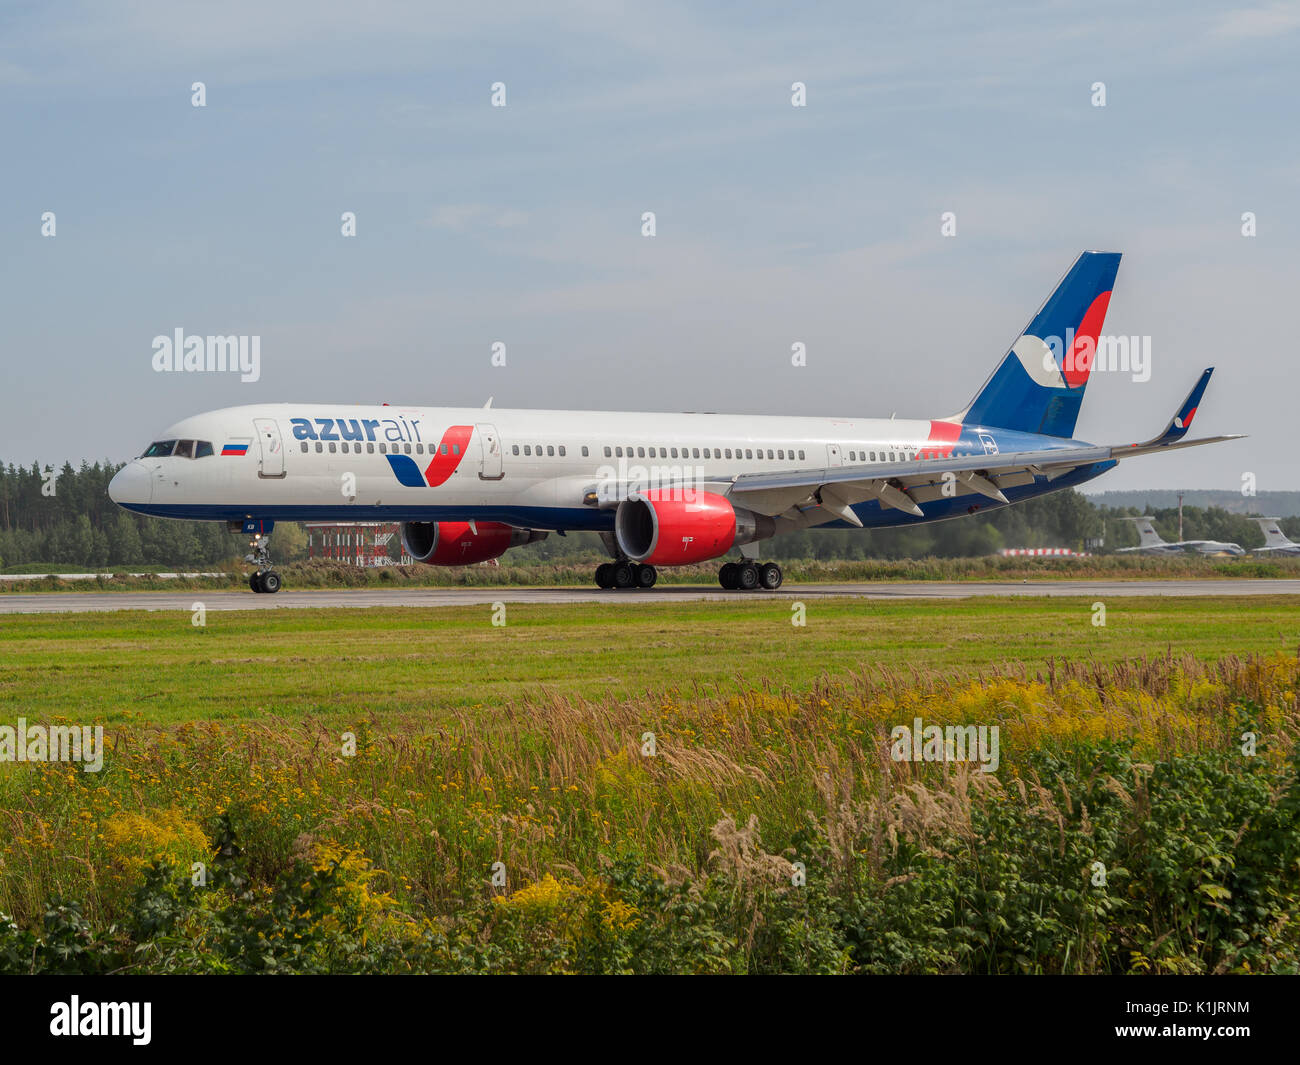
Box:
3;580;1300;614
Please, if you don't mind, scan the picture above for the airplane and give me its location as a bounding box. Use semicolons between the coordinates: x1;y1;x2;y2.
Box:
1250;517;1300;556
1114;516;1245;557
109;250;1243;593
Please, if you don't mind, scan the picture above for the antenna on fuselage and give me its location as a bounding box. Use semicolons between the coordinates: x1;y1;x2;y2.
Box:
484;397;494;409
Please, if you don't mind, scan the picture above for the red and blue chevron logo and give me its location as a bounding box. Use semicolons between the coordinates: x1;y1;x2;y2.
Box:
385;425;474;487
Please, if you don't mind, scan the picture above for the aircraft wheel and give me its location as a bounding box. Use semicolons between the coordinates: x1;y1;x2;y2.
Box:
261;571;282;594
250;572;264;593
636;564;658;588
719;562;738;589
759;562;783;590
612;561;636;589
736;563;760;591
595;563;614;589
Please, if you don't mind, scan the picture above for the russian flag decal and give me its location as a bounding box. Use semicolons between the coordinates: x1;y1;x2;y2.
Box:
222;442;250;456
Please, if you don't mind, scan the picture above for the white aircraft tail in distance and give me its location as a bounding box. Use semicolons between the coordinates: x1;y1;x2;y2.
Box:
1252;517;1300;556
108;251;1245;593
1115;516;1245;557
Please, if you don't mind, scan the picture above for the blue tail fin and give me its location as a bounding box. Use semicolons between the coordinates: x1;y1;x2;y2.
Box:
959;251;1122;438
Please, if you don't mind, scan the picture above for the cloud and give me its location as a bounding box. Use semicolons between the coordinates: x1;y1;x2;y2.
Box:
1213;2;1300;37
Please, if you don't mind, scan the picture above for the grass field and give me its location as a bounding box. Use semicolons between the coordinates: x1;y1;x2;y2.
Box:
2;597;1299;724
2;596;1300;973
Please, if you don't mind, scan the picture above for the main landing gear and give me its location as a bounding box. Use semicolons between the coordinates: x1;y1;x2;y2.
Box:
718;561;783;591
245;531;282;594
595;561;658;590
591;558;783;592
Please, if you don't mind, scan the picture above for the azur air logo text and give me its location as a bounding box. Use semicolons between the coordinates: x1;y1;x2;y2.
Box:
289;415;474;487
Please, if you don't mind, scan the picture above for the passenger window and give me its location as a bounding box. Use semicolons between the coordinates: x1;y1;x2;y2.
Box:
300;442;309;453
404;443;412;454
799;450;805;460
316;442;324;453
329;442;337;453
524;445;532;456
379;443;387;454
367;443;374;454
512;445;519;455
604;447;612;457
440;444;448;455
452;445;459;455
416;443;424;454
546;446;553;456
559;446;567;456
725;449;732;459
194;441;214;458
615;447;622;457
637;447;645;458
745;449;753;459
581;446;588;457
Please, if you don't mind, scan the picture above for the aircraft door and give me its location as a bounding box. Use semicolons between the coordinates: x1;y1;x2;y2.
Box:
826;443;843;467
254;417;286;478
477;423;504;480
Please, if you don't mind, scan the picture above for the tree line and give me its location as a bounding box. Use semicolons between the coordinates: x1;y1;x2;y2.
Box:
0;461;233;569
1;458;1292;570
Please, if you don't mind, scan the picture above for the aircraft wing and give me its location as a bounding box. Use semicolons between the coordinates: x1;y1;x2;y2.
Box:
728;368;1244;525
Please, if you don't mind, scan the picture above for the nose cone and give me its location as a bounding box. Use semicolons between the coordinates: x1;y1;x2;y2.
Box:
109;461;153;507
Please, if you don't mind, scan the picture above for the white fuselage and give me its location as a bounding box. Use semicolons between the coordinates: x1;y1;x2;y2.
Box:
108;402;1081;533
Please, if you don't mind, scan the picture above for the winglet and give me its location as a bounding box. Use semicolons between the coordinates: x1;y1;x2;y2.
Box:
1147;367;1214;446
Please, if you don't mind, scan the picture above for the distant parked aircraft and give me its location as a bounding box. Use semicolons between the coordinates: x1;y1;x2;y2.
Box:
1115;516;1244;557
1250;517;1300;556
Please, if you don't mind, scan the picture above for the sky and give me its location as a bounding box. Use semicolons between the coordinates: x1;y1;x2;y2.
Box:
2;0;1298;491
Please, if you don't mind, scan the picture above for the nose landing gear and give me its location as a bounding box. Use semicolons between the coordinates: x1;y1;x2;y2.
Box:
245;531;282;594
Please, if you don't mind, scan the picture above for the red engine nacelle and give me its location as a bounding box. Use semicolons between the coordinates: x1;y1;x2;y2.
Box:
614;490;774;566
401;521;545;566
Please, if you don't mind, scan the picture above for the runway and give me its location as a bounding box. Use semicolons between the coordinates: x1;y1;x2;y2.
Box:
2;579;1299;614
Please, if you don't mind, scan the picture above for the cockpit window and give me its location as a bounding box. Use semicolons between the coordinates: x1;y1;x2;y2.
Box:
174;439;194;459
194;441;214;458
142;440;177;458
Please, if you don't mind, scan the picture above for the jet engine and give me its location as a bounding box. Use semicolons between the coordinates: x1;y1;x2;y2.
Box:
613;490;774;566
400;521;547;566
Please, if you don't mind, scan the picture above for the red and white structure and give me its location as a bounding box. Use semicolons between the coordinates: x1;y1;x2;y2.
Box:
305;523;409;566
999;547;1089;557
